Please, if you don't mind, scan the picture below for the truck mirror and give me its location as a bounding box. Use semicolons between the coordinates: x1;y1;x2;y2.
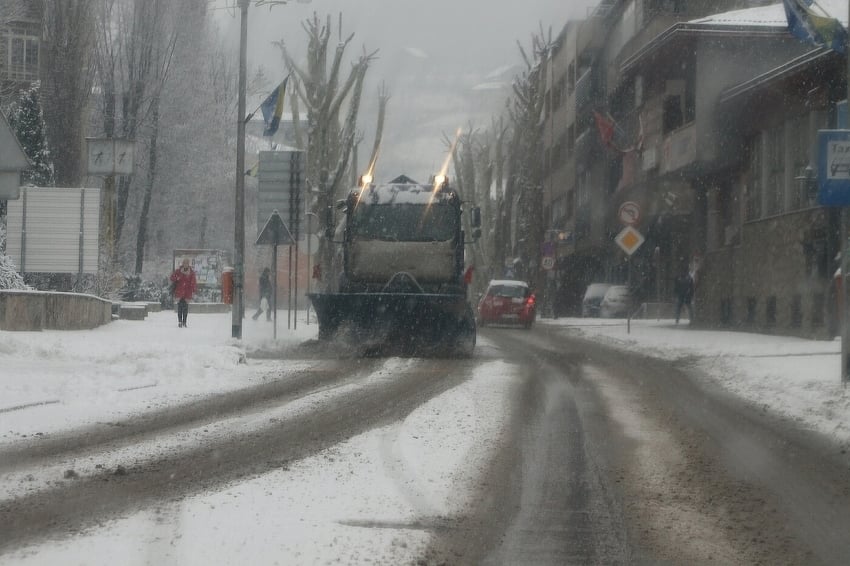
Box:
471;206;482;228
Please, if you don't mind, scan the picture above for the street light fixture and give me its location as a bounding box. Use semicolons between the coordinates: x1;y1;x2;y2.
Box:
232;0;311;339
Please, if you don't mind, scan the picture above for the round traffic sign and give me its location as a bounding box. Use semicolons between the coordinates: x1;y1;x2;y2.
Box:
542;256;555;270
618;201;640;225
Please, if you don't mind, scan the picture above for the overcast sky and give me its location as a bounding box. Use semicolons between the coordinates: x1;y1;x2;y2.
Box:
215;0;597;181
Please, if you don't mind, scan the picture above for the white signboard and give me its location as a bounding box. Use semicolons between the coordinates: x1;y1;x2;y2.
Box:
172;249;229;288
826;139;850;180
86;138;135;176
257;150;303;241
6;187;101;274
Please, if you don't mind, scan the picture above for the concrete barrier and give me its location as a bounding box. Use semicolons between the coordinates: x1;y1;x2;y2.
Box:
176;302;231;314
119;304;148;320
0;290;112;331
633;302;677;319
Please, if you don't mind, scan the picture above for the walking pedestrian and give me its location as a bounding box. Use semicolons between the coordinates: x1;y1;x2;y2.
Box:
170;258;198;328
252;267;273;321
674;267;695;325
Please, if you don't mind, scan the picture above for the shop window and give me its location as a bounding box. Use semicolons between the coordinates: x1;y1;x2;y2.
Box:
746;297;757;323
720;298;733;325
790;294;802;328
766;296;777;325
811;293;824;327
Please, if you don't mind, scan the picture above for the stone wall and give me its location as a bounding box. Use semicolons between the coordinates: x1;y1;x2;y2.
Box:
0;290;112;331
698;209;833;339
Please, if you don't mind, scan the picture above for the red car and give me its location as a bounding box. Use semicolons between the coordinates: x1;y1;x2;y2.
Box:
477;279;536;329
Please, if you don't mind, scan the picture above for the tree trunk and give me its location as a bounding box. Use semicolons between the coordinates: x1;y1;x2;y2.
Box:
134;96;160;274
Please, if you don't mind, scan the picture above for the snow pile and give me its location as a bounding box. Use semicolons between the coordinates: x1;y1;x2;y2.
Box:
541;317;850;447
0;224;28;290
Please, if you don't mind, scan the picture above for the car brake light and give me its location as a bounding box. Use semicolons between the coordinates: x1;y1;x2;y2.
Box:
526;294;535;306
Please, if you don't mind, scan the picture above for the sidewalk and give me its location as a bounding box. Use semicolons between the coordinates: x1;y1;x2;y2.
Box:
537;317;850;448
0;310;316;445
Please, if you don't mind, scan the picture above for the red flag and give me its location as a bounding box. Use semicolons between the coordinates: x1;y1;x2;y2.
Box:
593;111;615;148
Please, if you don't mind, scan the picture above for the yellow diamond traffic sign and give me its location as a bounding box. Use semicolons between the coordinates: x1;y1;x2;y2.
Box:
615;225;645;256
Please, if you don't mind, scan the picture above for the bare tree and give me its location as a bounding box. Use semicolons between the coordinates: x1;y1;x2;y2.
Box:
498;30;549;284
40;0;96;186
133;0;177;274
276;13;380;288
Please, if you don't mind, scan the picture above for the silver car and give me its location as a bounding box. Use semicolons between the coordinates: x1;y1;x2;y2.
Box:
600;285;632;318
581;283;613;317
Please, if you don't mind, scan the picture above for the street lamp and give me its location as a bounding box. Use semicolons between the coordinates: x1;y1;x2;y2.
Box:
232;0;311;339
232;0;250;339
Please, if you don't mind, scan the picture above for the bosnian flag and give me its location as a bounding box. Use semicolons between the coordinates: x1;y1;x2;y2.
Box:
260;77;288;137
783;0;847;54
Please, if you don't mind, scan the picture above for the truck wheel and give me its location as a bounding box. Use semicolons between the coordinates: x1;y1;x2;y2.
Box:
455;312;476;358
455;329;475;358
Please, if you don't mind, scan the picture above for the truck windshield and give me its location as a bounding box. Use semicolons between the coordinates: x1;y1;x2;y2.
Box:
349;203;457;242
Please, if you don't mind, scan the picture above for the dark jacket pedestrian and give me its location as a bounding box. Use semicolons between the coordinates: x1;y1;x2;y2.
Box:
252;267;273;321
170;258;198;328
674;270;694;324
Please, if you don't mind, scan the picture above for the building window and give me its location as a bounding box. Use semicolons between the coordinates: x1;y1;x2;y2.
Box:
766;125;785;216
663;95;683;133
745;135;762;221
746;297;757;323
766;296;777;325
567;62;575;94
787;115;810;210
791;294;802;328
812;293;824;327
5;25;39;82
721;297;733;325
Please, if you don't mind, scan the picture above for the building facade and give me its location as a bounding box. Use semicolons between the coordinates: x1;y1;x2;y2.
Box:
537;0;845;338
0;0;41;105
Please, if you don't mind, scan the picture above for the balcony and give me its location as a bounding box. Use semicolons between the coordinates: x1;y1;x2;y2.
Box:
660;122;697;175
575;68;593;113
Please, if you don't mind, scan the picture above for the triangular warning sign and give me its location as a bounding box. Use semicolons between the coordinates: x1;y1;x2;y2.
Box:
255;210;295;246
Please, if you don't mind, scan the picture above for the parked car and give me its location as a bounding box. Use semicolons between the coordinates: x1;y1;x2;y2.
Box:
477;279;536;329
599;285;632;318
581;283;612;317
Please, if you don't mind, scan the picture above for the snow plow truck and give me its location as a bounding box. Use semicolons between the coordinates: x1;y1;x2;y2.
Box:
308;174;480;357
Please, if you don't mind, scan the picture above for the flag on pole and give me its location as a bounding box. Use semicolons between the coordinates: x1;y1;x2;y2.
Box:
593;110;643;153
593;111;616;148
260;77;288;137
783;0;847;54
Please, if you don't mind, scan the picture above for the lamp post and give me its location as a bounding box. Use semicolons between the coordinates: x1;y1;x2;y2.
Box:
231;0;249;339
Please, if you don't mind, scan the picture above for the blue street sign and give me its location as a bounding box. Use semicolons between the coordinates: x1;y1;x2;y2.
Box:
818;130;850;207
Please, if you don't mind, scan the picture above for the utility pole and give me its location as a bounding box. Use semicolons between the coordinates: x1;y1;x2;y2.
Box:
232;0;249;339
839;3;850;387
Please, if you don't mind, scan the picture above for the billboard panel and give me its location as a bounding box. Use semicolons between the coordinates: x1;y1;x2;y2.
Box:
5;187;101;274
256;150;303;242
172;249;229;288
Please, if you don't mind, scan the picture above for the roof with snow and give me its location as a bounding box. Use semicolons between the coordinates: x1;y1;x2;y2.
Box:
689;1;848;28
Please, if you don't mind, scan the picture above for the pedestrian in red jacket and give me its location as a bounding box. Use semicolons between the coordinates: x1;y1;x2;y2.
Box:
170;258;198;328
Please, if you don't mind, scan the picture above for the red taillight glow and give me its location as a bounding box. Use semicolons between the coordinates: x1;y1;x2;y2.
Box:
526;294;536;306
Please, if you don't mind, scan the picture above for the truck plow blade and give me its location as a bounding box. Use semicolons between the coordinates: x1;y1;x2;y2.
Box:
308;292;475;356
